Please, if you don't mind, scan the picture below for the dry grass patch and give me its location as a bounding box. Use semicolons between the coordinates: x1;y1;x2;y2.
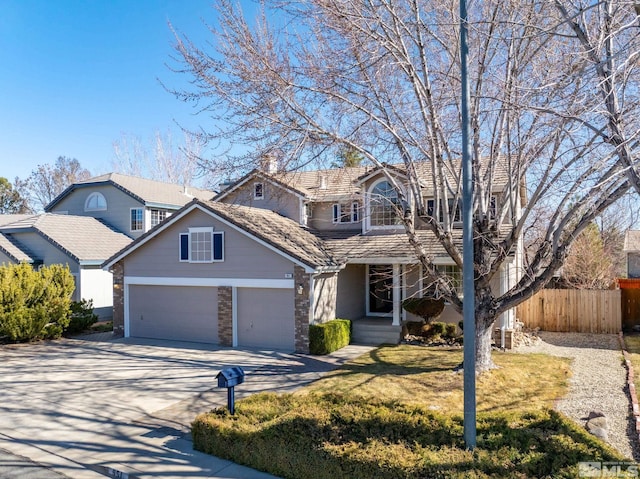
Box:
300;345;570;414
624;334;640;404
192;344;617;478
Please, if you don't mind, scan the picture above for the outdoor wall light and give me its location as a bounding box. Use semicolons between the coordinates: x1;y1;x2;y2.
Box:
297;284;304;295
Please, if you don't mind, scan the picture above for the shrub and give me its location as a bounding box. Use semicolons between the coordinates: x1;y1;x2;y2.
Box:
309;319;351;354
192;394;623;479
65;299;99;335
402;297;445;321
0;263;74;342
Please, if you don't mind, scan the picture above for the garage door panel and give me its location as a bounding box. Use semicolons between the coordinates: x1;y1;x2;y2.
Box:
237;288;294;350
129;285;219;344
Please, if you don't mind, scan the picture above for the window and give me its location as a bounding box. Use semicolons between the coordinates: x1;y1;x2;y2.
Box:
130;208;143;232
84;192;107;211
150;209;167;227
426;198;461;223
369;180;402;227
433;264;463;296
179;228;224;263
332;202;360;223
254;182;264;200
304;203;313;219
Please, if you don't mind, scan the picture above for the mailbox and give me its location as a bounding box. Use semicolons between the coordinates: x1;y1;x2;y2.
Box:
217;367;245;388
216;367;245;415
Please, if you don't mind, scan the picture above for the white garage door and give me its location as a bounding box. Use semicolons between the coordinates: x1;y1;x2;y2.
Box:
128;285;219;344
237;288;294;350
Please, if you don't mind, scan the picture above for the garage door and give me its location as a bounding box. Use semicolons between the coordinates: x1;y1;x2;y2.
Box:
237;288;294;350
128;285;219;344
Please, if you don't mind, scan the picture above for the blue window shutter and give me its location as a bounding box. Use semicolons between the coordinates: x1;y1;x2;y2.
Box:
213;232;224;261
332;204;339;223
180;233;189;261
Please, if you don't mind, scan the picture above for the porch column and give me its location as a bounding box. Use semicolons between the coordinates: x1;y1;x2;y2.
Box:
392;264;401;326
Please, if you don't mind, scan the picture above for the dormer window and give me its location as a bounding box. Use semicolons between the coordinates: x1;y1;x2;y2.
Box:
368;180;402;228
254;182;264;200
84;192;107;212
333;202;360;223
427;198;461;223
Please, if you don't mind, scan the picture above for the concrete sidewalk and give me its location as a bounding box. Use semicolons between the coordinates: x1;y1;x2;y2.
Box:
0;335;374;478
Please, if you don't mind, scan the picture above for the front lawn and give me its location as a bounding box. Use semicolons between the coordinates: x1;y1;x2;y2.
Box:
192;345;624;479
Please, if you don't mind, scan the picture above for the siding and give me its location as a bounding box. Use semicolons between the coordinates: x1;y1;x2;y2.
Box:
335;264;366;319
123;209;296;280
308;201;363;232
48;184;145;238
223;182;302;223
313;273;338;323
9;232;78;273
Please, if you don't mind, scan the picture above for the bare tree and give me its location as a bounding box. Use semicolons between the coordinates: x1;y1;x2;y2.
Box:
23;157;91;212
111;130;204;186
170;0;640;372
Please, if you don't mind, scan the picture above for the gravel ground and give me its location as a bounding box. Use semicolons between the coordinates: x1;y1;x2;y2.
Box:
515;332;638;460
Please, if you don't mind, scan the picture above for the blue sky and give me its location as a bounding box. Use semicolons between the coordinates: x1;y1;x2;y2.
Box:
0;0;218;183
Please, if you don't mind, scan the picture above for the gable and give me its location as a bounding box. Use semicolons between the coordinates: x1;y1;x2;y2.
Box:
118;208;298;280
104;200;341;273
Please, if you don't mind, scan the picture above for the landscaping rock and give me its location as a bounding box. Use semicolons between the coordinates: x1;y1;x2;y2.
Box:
586;411;609;441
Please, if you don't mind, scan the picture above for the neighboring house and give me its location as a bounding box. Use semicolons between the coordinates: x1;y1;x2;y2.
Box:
0;173;215;319
46;172;215;239
104;163;524;351
0;214;131;317
623;230;640;278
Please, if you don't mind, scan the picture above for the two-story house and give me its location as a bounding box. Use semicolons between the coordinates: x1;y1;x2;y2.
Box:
104;163;522;351
0;173;215;318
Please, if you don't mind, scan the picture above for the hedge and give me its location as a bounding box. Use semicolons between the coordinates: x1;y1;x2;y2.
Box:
309;319;351;354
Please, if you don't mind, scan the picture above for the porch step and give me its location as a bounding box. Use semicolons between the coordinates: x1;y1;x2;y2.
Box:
351;320;402;346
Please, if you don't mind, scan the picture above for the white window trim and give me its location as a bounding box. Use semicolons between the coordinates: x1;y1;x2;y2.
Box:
332;202;360;224
84;192;107;212
179;227;224;264
254;182;264;200
130;207;144;232
365;178;406;231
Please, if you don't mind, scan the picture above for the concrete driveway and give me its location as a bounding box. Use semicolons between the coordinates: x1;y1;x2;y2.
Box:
0;335;372;478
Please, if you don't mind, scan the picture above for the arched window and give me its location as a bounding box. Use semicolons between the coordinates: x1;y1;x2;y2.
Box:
369;180;402;227
84;192;107;211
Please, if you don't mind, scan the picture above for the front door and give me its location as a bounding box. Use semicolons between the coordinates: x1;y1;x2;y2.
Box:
368;264;393;314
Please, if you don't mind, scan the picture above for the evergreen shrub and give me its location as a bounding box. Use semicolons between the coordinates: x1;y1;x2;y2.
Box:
309;319;351;354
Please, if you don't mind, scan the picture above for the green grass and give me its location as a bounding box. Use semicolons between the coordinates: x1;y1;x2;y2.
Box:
192;345;624;478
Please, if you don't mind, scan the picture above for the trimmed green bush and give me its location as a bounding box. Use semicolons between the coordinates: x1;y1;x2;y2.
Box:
402;297;445;321
0;263;74;342
309;319;351;354
65;299;99;335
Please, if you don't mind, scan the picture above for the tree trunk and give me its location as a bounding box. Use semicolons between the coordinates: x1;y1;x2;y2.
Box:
475;318;497;373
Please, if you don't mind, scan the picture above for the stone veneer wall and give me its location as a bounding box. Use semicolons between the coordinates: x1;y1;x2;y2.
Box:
111;262;124;337
218;286;233;346
294;265;311;353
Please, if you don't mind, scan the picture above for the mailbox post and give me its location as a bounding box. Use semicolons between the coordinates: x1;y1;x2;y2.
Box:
216;367;245;415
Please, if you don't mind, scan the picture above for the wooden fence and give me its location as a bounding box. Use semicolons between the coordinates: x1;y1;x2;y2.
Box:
516;289;621;334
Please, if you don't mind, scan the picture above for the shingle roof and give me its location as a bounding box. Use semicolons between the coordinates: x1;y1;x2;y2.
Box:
216;160;512;203
103;199;341;270
46;173;215;211
0;214;36;227
624;230;640;252
318;229;453;262
0;233;33;263
0;214;132;263
198;201;340;269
